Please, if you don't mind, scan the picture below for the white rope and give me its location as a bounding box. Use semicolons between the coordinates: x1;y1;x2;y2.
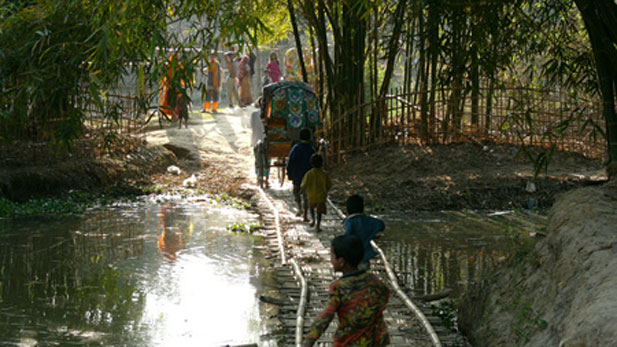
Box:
258;187;286;265
258;187;306;345
290;258;308;347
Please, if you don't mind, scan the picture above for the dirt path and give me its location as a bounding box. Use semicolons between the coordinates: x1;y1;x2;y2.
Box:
145;107;258;195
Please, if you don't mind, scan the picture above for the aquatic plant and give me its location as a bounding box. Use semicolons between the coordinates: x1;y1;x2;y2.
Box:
227;222;261;234
431;300;459;331
0;191;93;218
0;190;143;218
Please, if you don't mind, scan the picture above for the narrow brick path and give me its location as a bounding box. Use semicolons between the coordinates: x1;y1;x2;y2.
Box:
253;184;465;346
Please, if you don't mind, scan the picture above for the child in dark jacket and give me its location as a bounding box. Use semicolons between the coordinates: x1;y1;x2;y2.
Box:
286;128;315;220
343;194;386;270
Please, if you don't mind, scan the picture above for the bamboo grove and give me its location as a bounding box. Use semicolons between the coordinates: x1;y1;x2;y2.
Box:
286;0;617;164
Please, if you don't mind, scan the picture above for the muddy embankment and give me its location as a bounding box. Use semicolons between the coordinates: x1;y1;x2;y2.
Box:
0;141;177;201
327;143;607;211
459;179;617;346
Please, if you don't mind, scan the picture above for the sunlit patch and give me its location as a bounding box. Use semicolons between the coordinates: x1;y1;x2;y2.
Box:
142;256;260;346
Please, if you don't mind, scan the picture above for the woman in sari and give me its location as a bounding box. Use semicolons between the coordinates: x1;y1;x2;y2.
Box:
159;53;187;120
237;55;253;107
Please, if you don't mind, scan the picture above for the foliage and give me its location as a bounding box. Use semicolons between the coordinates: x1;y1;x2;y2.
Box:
248;1;292;46
0;190;95;218
214;193;251;209
0;0;268;150
431;299;459;331
227;221;261;234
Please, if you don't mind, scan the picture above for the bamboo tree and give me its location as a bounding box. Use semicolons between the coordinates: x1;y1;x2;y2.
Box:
574;0;617;168
427;1;439;142
287;0;308;83
378;0;408;100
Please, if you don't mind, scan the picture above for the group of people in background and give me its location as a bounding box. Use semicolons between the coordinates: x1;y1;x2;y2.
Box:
202;49;254;112
159;48;287;127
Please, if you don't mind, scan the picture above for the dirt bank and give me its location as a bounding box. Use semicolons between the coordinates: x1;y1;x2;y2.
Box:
0;109;257;202
328;143;606;212
458;179;617;346
0;140;176;201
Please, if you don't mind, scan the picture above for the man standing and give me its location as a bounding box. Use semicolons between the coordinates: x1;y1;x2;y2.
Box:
203;52;221;113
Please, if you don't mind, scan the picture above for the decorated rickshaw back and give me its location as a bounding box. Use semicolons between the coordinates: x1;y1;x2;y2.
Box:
262;81;321;158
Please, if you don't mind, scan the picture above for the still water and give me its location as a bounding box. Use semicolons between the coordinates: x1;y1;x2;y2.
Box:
0;200;269;346
377;210;547;298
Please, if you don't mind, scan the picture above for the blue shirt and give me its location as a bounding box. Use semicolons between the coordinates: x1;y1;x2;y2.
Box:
286;141;315;185
343;214;386;263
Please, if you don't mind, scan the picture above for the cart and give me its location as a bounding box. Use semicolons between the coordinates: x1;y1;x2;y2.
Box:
257;81;322;187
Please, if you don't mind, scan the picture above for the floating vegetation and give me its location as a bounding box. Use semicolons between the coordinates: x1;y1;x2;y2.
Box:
214;193;251;210
0;190;95;218
0;189;145;219
431;300;458;331
227;222;261;234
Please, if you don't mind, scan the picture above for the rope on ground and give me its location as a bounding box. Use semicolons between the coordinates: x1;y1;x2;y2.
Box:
258;186;306;345
327;198;442;347
371;240;442;347
290;258;308;347
258;187;286;265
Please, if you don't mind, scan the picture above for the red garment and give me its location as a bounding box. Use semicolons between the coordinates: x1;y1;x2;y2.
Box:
267;60;282;82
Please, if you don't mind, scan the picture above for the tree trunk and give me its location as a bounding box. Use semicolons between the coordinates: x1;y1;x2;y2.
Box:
428;1;439;143
575;0;617;165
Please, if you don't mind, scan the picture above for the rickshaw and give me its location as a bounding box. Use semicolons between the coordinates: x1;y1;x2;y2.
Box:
256;81;323;188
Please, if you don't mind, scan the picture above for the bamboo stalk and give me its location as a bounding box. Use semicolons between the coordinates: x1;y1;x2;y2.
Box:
371;240;442;347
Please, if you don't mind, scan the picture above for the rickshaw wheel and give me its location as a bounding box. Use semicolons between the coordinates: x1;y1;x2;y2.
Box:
255;141;267;189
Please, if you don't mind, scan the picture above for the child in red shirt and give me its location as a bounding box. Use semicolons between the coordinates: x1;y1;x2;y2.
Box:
303;235;390;346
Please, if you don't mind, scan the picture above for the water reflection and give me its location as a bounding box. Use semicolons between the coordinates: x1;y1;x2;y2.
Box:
157;204;186;259
0;202;269;346
379;210;547;298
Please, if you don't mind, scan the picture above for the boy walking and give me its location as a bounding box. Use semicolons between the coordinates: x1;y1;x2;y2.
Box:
303;235;390;346
344;194;386;270
301;153;332;232
286;128;315;220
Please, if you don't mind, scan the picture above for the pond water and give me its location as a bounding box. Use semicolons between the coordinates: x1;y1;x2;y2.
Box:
378;210;547;299
0;200;270;346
